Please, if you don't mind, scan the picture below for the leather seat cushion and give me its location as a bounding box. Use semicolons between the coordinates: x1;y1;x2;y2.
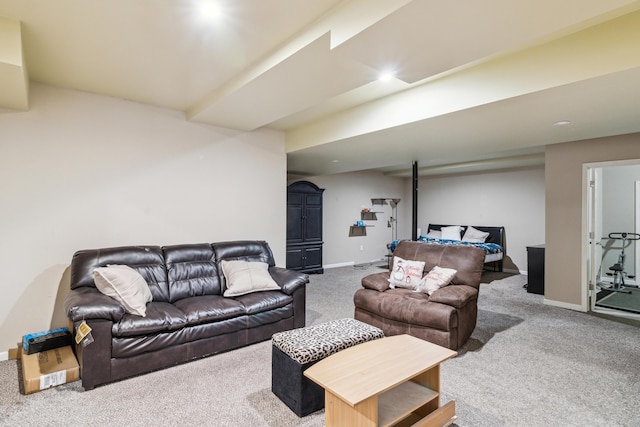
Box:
353;288;457;331
174;295;245;326
112;316;248;358
234;290;292;315
112;302;188;337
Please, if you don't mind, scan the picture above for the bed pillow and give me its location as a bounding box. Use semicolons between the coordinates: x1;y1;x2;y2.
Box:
416;266;457;295
426;229;442;238
93;264;153;316
221;260;281;297
441;225;463;241
462;226;490;243
388;256;425;290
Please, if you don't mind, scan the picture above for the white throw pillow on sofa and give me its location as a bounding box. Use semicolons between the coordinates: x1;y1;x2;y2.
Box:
388;256;426;290
93;264;153;316
415;266;457;295
221;260;281;297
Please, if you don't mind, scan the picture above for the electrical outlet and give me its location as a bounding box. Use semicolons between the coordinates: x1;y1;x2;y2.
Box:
360;245;364;251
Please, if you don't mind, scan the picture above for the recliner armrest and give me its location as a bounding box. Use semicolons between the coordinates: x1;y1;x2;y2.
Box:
428;285;478;309
64;287;126;322
361;272;391;292
269;266;309;295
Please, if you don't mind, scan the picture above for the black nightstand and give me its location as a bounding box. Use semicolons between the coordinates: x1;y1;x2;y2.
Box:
526;245;545;295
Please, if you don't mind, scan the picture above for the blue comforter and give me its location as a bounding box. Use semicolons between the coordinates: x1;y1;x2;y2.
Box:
389;237;504;254
418;236;504;254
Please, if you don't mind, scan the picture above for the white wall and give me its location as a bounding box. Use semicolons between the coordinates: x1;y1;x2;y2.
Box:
0;84;287;354
413;167;546;272
300;167;545;271
293;171;407;266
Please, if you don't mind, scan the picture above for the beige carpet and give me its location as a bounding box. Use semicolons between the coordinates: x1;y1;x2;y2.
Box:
1;264;639;426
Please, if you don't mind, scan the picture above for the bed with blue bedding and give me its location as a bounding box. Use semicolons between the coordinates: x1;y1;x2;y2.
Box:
388;224;506;272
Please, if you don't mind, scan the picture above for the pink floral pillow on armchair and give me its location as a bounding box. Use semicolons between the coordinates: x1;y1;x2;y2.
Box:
415;266;457;295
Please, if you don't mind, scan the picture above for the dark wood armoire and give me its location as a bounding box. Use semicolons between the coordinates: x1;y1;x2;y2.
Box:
286;181;324;274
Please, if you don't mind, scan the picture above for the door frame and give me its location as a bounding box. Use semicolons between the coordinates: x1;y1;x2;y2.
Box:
586;167;602;311
584;159;640;313
636;181;640;283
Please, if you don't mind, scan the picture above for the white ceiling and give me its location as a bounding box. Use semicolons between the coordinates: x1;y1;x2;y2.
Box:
2;0;640;177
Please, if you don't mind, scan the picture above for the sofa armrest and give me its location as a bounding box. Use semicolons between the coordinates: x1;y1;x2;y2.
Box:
428;285;477;309
64;287;126;322
269;266;309;295
361;272;391;292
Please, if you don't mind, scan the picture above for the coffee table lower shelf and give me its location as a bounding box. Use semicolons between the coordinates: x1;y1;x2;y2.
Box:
379;380;438;426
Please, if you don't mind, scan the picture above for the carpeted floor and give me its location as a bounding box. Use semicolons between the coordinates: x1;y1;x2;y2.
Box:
1;264;639;426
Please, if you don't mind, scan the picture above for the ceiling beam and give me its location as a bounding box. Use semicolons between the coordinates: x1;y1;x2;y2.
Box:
285;10;640;153
0;15;29;111
186;0;411;130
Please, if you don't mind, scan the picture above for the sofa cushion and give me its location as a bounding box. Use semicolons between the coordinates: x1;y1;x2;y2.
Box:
221;260;280;297
173;295;245;326
353;288;457;331
112;302;188;337
428;285;478;309
93;265;153;317
362;272;392;292
268;266;308;295
234;290;293;315
213;240;276;266
70;245;169;302
392;242;484;289
164;244;220;303
112;316;248;358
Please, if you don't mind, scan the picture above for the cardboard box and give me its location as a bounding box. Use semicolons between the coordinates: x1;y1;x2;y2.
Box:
21;346;80;394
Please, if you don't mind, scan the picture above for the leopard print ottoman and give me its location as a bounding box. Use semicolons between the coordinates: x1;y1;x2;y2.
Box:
271;318;384;417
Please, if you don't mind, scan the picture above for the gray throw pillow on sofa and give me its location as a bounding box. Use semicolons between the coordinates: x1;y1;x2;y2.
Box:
93;264;153;316
221;260;280;297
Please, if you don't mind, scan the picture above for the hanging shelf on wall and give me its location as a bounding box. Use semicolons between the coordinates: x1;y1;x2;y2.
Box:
349;225;367;237
361;211;381;220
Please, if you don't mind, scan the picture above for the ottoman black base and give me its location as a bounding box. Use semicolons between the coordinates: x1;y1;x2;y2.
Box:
271;318;384;417
271;345;324;417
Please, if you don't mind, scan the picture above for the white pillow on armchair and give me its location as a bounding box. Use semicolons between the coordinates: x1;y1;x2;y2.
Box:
415;266;457;295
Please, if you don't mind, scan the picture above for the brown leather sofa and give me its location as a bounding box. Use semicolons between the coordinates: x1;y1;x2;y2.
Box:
64;240;308;390
354;241;485;350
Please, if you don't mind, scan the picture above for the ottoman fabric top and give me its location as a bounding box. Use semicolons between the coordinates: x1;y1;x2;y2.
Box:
272;318;384;364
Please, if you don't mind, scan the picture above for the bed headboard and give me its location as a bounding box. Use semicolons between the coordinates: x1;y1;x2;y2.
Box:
427;224;506;249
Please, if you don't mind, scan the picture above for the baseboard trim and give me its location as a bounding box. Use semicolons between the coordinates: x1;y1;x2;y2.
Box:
543;298;585;312
323;261;355;269
324;258;386;270
0;351;8;362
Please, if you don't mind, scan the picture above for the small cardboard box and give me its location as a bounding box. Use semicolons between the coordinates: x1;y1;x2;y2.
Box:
21;346;80;394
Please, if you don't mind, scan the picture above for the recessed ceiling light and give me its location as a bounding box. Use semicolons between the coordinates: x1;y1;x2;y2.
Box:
199;1;223;20
378;71;396;82
553;120;571;126
331;159;340;163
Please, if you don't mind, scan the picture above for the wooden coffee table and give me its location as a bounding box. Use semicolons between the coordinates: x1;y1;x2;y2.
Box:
304;334;457;427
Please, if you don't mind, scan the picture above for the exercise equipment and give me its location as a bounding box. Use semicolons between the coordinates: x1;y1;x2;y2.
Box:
602;232;640;293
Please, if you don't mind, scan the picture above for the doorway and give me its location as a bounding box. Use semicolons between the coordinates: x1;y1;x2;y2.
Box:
586;160;640;321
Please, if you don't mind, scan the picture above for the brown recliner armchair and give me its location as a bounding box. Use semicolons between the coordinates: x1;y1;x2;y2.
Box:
354;241;485;350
